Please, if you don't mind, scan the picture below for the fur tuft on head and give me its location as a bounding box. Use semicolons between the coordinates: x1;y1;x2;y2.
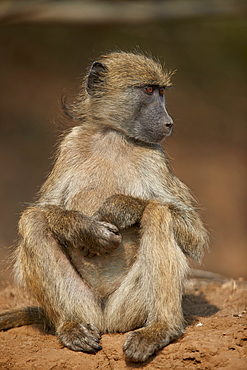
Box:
87;51;173;96
61;51;174;124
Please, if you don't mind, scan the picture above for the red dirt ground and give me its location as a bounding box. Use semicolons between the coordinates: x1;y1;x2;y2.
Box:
0;277;246;370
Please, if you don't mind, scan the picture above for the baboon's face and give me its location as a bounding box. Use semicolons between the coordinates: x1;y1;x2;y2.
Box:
125;85;173;144
86;55;174;144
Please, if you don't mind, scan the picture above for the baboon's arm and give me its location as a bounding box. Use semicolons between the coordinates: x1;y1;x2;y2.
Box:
168;203;208;262
42;205;121;256
93;194;148;230
93;192;207;262
163;171;208;262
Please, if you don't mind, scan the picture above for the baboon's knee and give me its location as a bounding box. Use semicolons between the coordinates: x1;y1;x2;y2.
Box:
141;200;171;230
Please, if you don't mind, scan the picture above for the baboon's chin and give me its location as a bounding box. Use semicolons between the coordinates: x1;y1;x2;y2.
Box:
146;133;167;144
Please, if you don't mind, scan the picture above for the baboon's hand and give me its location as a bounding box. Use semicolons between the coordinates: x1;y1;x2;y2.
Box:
80;218;122;257
64;216;122;256
45;206;121;256
57;322;102;353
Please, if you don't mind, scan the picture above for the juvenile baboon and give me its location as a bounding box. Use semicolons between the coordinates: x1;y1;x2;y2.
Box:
0;51;208;362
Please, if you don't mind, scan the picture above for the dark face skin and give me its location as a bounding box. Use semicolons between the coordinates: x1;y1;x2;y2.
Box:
129;86;174;144
86;61;173;144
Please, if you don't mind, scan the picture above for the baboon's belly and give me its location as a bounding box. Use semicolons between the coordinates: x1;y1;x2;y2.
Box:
68;226;140;297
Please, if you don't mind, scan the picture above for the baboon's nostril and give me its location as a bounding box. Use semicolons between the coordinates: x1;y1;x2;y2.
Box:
166;122;174;128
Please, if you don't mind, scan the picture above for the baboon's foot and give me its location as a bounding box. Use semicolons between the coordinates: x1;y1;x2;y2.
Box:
123;326;171;363
57;321;102;353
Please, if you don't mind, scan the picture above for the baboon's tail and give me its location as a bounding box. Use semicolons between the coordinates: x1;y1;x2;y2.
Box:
0;307;52;331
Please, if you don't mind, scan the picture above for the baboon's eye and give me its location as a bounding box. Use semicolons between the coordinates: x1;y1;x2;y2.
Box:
159;87;166;96
145;86;154;94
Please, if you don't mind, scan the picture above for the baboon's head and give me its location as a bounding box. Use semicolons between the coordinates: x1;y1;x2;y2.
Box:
85;51;174;144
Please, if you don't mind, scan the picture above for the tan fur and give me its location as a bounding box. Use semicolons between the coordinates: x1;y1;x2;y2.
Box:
0;51;208;362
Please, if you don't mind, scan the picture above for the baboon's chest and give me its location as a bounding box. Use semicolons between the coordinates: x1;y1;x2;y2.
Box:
66;153;170;214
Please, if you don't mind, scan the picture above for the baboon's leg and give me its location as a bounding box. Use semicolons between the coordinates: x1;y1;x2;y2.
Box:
15;207;103;352
105;200;188;362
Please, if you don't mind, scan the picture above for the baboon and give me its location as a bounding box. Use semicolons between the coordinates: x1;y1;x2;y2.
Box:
0;51;208;362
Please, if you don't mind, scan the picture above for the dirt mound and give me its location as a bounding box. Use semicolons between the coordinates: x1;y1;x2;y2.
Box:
0;277;246;369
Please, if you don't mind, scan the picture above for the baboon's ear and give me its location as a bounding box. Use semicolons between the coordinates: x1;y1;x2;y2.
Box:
86;61;108;96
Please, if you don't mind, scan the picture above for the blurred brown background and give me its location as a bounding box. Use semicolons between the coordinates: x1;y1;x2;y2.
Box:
0;1;246;282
